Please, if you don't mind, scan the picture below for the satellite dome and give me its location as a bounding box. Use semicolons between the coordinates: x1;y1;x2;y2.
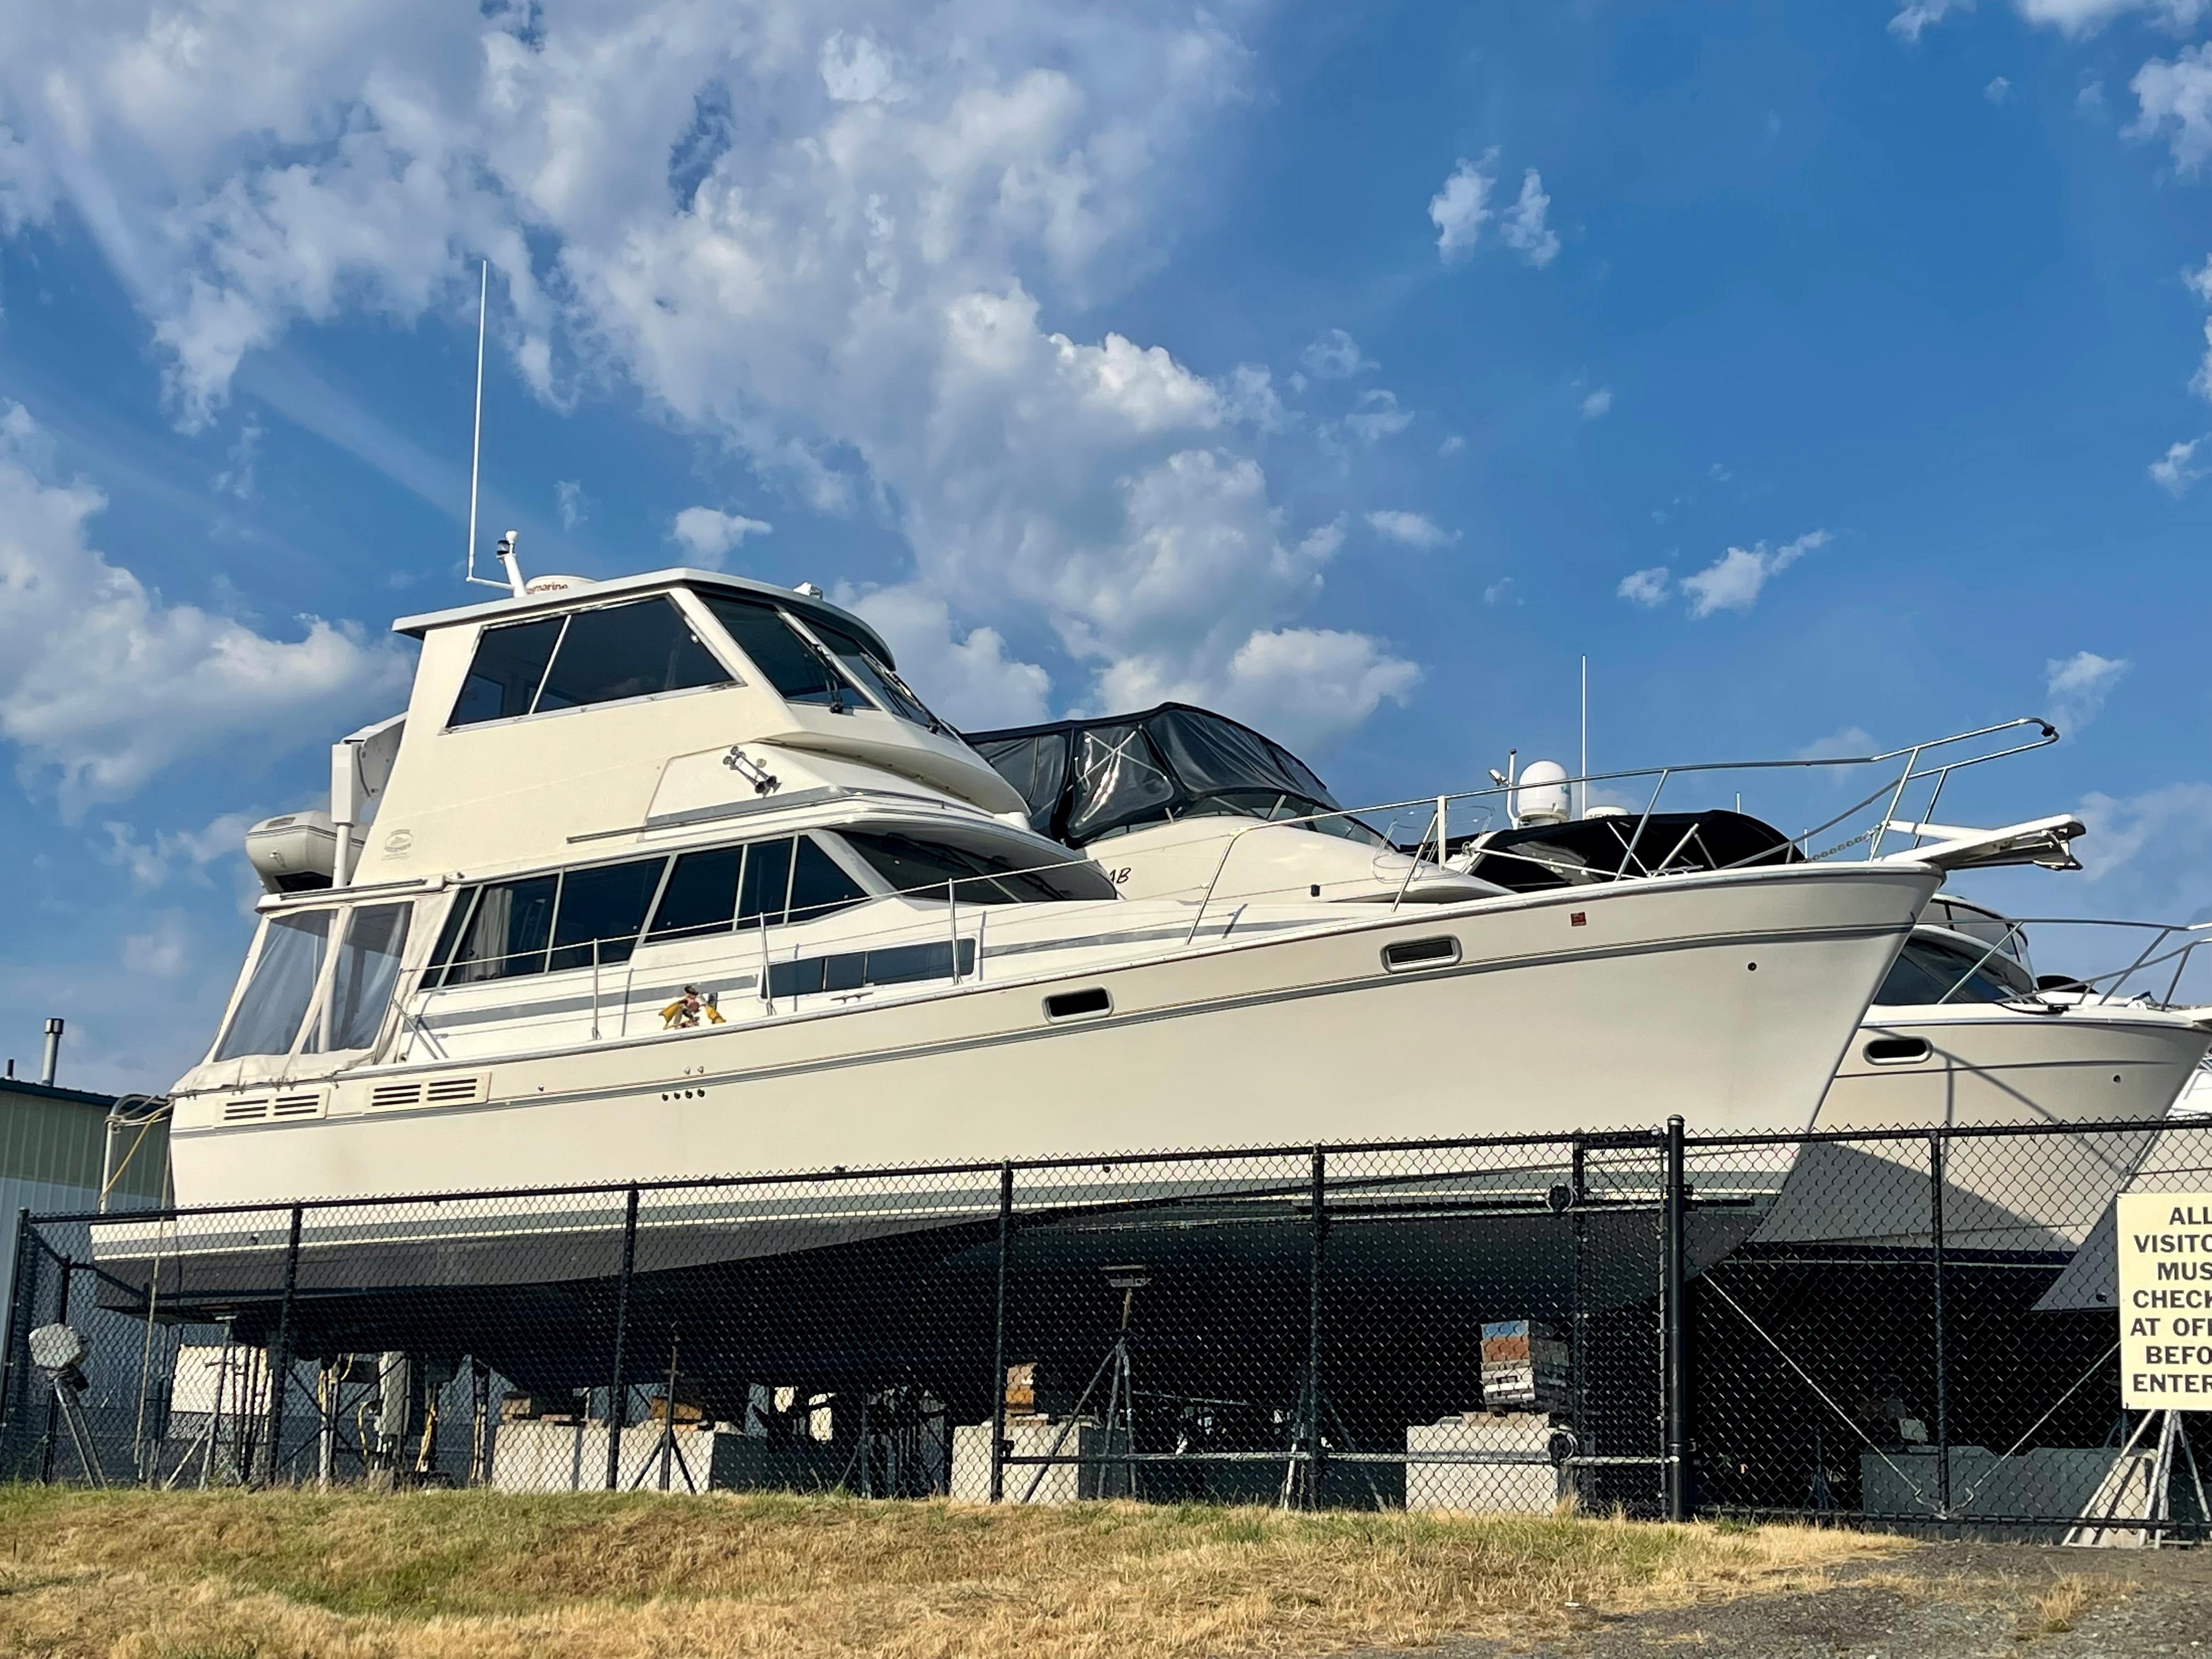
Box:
1516;760;1572;827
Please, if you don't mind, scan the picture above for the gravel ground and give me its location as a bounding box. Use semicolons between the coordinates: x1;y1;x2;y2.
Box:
1334;1541;2212;1659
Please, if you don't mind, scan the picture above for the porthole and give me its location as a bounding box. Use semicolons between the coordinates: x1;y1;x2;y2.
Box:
1045;986;1113;1022
1864;1036;1932;1066
1383;936;1459;972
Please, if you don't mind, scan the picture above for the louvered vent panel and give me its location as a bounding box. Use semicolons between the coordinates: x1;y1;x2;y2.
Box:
369;1082;424;1111
270;1092;323;1119
221;1097;270;1123
423;1074;486;1107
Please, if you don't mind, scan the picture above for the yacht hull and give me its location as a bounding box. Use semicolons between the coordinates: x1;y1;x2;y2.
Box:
1754;1006;2212;1254
165;861;1939;1206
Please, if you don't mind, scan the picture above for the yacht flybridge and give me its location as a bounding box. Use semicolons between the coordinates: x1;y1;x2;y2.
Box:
171;568;1944;1208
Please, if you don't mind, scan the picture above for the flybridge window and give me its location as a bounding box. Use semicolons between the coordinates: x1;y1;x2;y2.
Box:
809;620;943;730
700;595;859;712
213;911;332;1060
838;830;1118;904
449;597;729;727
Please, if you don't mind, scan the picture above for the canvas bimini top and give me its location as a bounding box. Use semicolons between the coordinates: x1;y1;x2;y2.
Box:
965;703;1383;848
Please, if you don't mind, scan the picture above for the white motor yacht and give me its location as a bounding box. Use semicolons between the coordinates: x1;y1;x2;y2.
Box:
967;707;2212;1256
153;572;1945;1212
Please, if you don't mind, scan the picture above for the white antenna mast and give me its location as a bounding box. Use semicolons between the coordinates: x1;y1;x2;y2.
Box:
1579;653;1588;821
463;260;507;590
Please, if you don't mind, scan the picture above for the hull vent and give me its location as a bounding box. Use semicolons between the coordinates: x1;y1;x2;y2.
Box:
221;1097;270;1123
369;1075;487;1112
270;1092;324;1120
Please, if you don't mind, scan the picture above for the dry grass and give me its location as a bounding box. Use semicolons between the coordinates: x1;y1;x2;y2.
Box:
2028;1571;2095;1635
0;1488;1903;1659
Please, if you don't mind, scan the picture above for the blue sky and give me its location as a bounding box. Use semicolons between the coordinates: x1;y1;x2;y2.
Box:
2;1;2210;1090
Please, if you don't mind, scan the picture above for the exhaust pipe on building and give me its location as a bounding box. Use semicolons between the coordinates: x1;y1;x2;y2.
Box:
40;1018;62;1087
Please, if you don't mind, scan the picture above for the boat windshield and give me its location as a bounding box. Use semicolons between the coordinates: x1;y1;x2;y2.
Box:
212;910;332;1060
1875;933;2039;1007
967;704;1381;849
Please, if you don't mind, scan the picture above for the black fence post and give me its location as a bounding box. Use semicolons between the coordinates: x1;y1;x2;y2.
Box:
1305;1144;1328;1510
605;1184;641;1491
41;1255;71;1485
0;1207;35;1465
988;1161;1012;1504
1662;1115;1689;1522
258;1204;303;1486
1929;1129;1950;1521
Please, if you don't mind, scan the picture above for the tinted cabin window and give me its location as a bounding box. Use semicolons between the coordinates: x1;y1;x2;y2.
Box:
549;859;664;971
839;830;1118;903
440;875;557;983
449;598;728;727
789;835;868;923
648;846;742;940
214;911;332;1060
534;598;726;711
307;903;412;1053
701;595;857;710
810;620;940;727
739;837;794;927
451;617;563;725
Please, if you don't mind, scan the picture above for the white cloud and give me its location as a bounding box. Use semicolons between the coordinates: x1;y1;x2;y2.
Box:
1985;76;2013;104
0;3;1419;758
1098;624;1421;759
2132;44;2212;171
1617;566;1672;607
0;401;406;815
1429;153;1497;262
836;584;1051;730
1342;388;1413;445
1482;577;1517;606
668;506;774;566
1579;387;1613;420
211;415;261;500
101;810;260;890
1365;510;1456;549
555;479;589;531
1890;0;1972;41
2151;433;2212;494
2044;648;2129;730
1681;529;1830;618
1218;364;1289;433
1300;329;1373;380
2022;0;2207;33
2072;782;2212;923
122;911;195;980
1796;726;1877;761
1438;433;1465;457
1501;169;1559;268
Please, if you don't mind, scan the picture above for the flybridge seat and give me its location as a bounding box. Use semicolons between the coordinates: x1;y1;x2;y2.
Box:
1440;809;1805;893
966;703;1385;849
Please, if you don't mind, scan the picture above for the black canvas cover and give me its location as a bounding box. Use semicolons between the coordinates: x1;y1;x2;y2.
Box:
966;703;1356;847
1449;809;1803;892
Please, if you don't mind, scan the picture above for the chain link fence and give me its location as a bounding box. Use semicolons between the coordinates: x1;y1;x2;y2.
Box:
3;1117;2204;1539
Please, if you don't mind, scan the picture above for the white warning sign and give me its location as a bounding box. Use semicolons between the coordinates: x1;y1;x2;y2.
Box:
2118;1192;2212;1409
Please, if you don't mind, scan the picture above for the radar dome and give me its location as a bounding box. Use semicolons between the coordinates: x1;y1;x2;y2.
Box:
1516;760;1572;827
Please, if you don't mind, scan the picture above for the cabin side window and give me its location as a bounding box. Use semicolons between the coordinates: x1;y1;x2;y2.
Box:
837;830;1118;904
303;902;413;1054
426;835;871;986
448;596;730;728
212;911;333;1060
